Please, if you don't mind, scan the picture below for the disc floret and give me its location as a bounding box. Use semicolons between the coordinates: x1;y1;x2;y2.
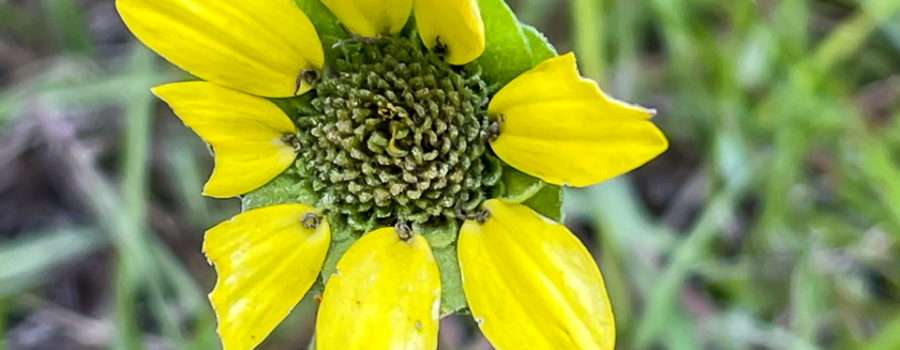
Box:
295;37;497;225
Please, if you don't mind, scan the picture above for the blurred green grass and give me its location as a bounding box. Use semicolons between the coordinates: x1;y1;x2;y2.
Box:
1;0;898;349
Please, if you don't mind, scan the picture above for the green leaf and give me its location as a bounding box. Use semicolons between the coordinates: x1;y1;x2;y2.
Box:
523;184;565;222
0;227;104;296
522;24;558;64
241;171;320;211
475;0;534;87
433;246;467;316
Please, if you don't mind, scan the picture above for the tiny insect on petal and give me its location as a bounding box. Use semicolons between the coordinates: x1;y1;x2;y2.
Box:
414;0;485;65
152;82;299;198
488;53;669;187
317;227;441;350
117;0;324;97
458;199;616;350
204;204;331;350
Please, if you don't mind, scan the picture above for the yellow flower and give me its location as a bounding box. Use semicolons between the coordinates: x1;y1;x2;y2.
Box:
117;0;668;349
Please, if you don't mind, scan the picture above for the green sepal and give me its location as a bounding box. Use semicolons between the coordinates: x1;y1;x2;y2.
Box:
313;213;363;291
475;0;535;87
293;0;350;63
241;171;320;211
271;93;318;118
498;164;544;202
433;245;468;317
319;236;356;284
344;210;379;233
482;154;504;187
415;219;459;248
523;184;565;222
327;212;361;242
522;24;558;64
308;234;355;297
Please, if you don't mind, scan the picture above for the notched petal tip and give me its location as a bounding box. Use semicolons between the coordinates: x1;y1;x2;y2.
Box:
153;82;299;198
488;53;669;187
322;0;413;38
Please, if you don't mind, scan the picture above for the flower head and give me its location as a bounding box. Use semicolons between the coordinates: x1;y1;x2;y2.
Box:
117;0;668;349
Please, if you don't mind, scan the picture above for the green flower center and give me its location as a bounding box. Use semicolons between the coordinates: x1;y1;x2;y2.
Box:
294;36;499;226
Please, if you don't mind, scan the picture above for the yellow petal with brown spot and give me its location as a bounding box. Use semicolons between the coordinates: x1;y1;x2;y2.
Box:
152;82;298;198
317;227;441;350
458;199;616;350
117;0;323;97
204;204;330;350
414;0;485;65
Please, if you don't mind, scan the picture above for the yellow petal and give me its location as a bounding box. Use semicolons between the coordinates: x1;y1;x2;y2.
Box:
204;204;331;350
153;82;298;198
488;53;668;187
317;227;441;350
414;0;485;65
321;0;412;38
117;0;324;97
458;199;616;350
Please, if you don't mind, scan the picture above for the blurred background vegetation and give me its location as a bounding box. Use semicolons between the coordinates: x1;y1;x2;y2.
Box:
1;0;899;349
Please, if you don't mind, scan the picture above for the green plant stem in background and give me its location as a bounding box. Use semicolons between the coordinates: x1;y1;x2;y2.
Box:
0;298;6;350
41;0;93;56
166;133;214;225
516;0;555;28
0;228;104;296
118;46;195;349
571;0;604;79
114;260;144;350
108;46;158;350
122;54;154;237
